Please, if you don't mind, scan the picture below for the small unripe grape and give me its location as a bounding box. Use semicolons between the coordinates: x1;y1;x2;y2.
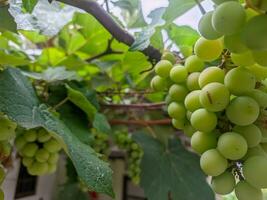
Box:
21;143;38;157
35;149;50;162
37;129;51;143
217;132;248;160
172;118;186;130
22;157;34;167
161;51;176;64
28;162;48;176
191;131;217;154
155;60;173;78
235;181;263;200
47;164;57;174
44;139;61;153
184;55;205;73
200;149;228;176
184;90;202;112
169;65;188;83
253;50;267;66
48;153;59;164
186;72;201;91
190;108;217;132
150;75;167;91
231;51;255;67
168;84;188;102
15;136;27;150
194;37;223;61
198;67;225;88
211;171;235;195
23;130;37;142
167;102;186;120
224;32;248;53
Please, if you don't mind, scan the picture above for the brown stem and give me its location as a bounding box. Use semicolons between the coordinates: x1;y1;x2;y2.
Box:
101;102;166;110
109;119;172;126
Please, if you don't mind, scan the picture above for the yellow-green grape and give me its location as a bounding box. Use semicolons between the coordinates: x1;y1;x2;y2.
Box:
231;51;255;67
243;156;267;189
190;108;217;132
28;161;48;176
169;65;188;83
0;115;16;141
186;72;201;91
244;146;267;160
0;188;4;200
242;15;267;51
211;171;235;195
224;32;248;53
172;118;186;130
37;129;51;143
184;55;205;73
217;132;248;160
246;64;267;81
226;96;259;126
48;153;59;164
21;143;38;157
15;135;27;150
191;131;217;154
150;75;167;91
199;82;230;112
184;90;202;112
235;181;263;200
161;51;176;64
211;0;237;5
224;67;256;95
250;0;267;11
35;149;50;163
167;102;186;119
198;67;225;88
155;60;173;78
44;139;61;153
200;149;228;176
212;1;246;35
194;37;223;61
253;50;267;66
198;11;223;40
183;124;196;137
233;124;262;147
168;84;188;102
0;167;5;184
47;164;57;174
0;141;11;158
23;130;37;142
22;157;34;167
245;89;267;109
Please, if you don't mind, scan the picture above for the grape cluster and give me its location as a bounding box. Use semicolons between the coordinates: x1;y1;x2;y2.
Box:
90;129;109;156
114;131;143;184
151;1;267;199
15;129;61;176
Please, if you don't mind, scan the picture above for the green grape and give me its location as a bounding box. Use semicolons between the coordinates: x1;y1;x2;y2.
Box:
250;0;267;11
235;181;263;200
190;108;217;132
37;129;51;143
198;11;223;40
231;51;255;67
226;96;259;126
212;1;246;35
244;146;267;160
199;82;230;112
184;90;202;112
35;149;50;162
161;51;176;64
245;89;267;108
172;118;186;130
167;102;186;120
211;171;235;195
224;32;248;53
48;153;59;164
191;131;217;154
224;67;256;95
246;64;267;81
47;164;57;174
194;37;223;61
150;75;167;91
0;141;11;158
28;161;48;176
242;15;267;51
22;157;34;167
184;55;205;73
243;156;267;189
21;143;38;157
15;135;27;150
44;139;61;153
186;72;201;91
168;84;188;102
0;188;4;200
183;123;196;137
198;67;225;88
211;0;237;5
217;132;248;160
253;50;267;66
233;124;262;147
0;116;16;141
155;60;173;78
0;167;5;184
23;129;37;142
200;149;228;176
169;65;188;83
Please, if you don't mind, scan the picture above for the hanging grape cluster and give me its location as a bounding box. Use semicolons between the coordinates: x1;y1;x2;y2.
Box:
114;131;143;184
151;1;267;199
90;129;109;157
15;128;62;176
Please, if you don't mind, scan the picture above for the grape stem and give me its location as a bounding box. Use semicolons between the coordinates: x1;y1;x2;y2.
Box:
194;0;206;15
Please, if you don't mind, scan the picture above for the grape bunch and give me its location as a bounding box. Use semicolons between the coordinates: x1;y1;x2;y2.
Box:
151;1;267;199
15;128;61;176
114;131;143;184
90;129;109;156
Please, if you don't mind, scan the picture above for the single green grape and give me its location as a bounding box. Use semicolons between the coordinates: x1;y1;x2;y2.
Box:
183;123;196;137
21;143;38;157
35;149;50;163
184;55;205;73
28;161;49;176
47;164;57;174
231;51;255;67
186;72;201;91
23;130;37;142
44;139;61;153
22;157;34;167
235;181;263;200
48;153;59;164
168;84;188;102
169;65;188;83
211;171;235;195
184;90;202;112
172;118;186;130
190;108;217;132
161;51;176;64
15;136;27;150
150;75;167;91
198;66;225;88
155;60;173;78
191;131;217;154
167;102;186;120
37;129;51;143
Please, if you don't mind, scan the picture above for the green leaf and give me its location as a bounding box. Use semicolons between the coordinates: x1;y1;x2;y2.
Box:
133;133;215;200
93;113;111;134
19;30;49;43
56;183;89;200
0;50;29;66
66;85;97;121
38;47;66;66
0;5;17;33
0;68;114;196
22;0;38;13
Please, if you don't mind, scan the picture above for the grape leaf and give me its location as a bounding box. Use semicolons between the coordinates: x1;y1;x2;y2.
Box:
93;113;111;134
133;133;215;200
22;0;38;13
0;68;114;197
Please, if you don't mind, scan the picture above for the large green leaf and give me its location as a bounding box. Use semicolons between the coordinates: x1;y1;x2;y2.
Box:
133;133;215;200
0;68;114;196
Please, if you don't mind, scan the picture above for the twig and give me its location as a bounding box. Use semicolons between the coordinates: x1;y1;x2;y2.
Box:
109;119;172;126
52;97;69;110
101;102;166;110
194;0;206;15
